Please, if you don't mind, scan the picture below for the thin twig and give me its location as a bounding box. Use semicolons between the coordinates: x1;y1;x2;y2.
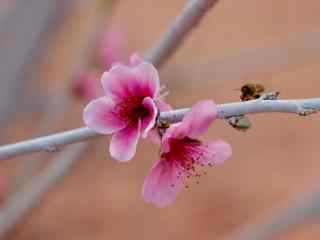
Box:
144;0;219;68
0;98;319;160
0;0;74;128
227;187;320;240
11;94;72;190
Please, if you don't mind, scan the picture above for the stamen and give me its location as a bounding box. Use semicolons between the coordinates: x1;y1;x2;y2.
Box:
115;95;149;123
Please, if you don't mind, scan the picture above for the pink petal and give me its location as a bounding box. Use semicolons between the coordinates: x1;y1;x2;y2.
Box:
101;61;159;101
141;97;157;137
83;97;126;134
109;120;141;162
97;25;127;69
101;65;134;100
132;62;160;98
72;71;102;101
181;100;217;139
161;101;217;142
129;53;143;66
196;140;232;165
142;159;184;207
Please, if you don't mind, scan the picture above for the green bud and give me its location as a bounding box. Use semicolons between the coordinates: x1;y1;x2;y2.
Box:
228;115;252;131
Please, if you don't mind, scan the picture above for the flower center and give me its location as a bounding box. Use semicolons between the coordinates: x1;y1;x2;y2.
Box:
164;137;207;177
116;95;149;123
162;137;214;189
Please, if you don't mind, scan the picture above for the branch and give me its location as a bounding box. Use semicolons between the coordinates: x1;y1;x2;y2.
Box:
144;0;219;67
227;187;320;240
0;98;319;160
9;95;71;192
0;0;74;127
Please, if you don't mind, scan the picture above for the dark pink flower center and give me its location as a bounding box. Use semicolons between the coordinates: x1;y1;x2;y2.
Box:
162;137;211;182
116;95;150;124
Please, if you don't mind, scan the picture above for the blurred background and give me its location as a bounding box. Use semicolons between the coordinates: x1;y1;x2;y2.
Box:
1;0;320;239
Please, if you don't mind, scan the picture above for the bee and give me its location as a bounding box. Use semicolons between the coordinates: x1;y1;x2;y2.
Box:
228;83;265;131
240;83;265;101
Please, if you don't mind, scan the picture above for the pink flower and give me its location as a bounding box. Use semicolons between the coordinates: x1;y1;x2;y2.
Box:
142;101;232;207
97;24;127;69
72;25;128;102
83;54;160;162
71;71;103;101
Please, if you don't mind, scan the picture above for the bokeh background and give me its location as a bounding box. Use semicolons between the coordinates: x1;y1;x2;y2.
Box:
1;0;320;239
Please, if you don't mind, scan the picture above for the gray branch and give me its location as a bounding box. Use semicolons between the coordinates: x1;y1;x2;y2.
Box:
0;143;88;238
227;187;320;240
144;0;219;67
0;98;319;160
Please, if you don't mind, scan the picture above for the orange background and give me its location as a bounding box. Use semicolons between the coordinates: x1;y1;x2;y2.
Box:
2;0;320;239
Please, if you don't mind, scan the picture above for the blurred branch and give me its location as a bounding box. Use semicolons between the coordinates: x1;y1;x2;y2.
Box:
0;0;75;128
0;0;23;31
12;94;72;189
15;0;110;184
0;97;319;160
227;187;320;240
0;143;89;238
0;1;115;234
144;0;220;67
2;0;100;188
